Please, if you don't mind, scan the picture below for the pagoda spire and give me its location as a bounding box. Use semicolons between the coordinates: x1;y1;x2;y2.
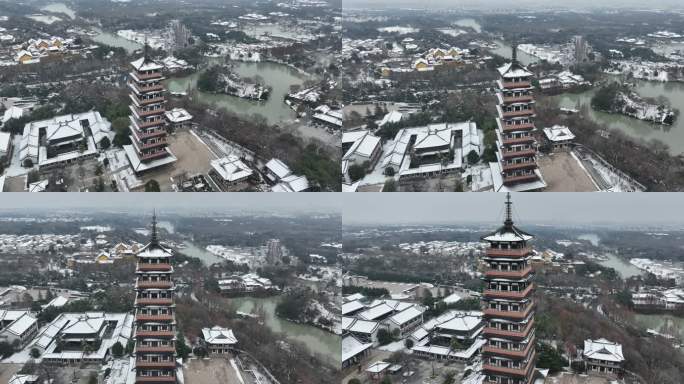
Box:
150;209;158;245
511;44;518;64
504;192;513;228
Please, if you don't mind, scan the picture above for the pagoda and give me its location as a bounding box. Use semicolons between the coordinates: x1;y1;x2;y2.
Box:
490;46;546;191
480;193;537;384
124;47;177;174
133;212;177;383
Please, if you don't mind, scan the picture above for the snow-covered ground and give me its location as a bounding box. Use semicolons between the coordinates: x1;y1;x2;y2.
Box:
377;340;406;352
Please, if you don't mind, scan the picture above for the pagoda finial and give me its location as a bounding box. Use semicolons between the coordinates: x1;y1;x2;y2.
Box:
143;34;149;61
504;192;514;228
512;44;518;64
150;209;158;244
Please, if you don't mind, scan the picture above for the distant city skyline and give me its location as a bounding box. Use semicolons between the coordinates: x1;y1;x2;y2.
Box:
0;193;341;214
343;0;684;10
342;193;684;226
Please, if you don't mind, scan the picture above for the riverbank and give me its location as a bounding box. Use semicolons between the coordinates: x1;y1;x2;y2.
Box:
591;83;677;125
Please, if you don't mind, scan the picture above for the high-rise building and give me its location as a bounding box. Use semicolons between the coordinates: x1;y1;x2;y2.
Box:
133;212;177;383
266;239;283;265
124;52;177;174
481;193;537;384
574;35;588;65
490;46;546;192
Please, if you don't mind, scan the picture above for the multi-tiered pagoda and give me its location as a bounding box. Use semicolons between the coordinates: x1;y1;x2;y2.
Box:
490;47;546;192
124;52;177;173
133;213;177;383
481;193;537;384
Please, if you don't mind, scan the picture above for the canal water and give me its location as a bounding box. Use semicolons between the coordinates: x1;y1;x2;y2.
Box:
41;3;76;19
633;313;684;341
230;296;340;365
577;234;644;278
165;60;308;124
550;79;684;155
90;27;143;53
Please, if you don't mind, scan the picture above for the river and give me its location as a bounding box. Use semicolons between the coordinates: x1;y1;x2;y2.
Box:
179;241;225;266
577;234;644;278
633;313;684;341
230;296;340;365
40;3;76;19
165;60;308;124
550;79;684;155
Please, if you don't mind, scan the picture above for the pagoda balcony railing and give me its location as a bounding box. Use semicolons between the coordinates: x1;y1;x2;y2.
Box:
135;376;176;383
502;161;537;172
136;314;175;322
502;81;532;89
502;148;536;159
131;94;166;106
136;297;173;306
139;150;169;162
132;105;165;118
502;109;535;119
483;341;534;359
502;94;534;103
483;357;535;377
132;71;163;81
133;129;166;140
483;303;534;320
137;263;172;271
136;138;167;150
136;329;175;338
134;118;165;129
137;281;173;289
503;173;538;184
483;320;535;340
136;346;176;354
502;122;535;132
483;284;534;300
485;247;531;258
501;136;535;146
135;361;176;369
129;81;164;94
485;266;533;279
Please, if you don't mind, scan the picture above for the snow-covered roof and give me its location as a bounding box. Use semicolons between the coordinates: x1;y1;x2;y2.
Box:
388;305;423;326
8;374;39;384
366;360;391;373
344;293;365;302
165;108;193;123
342;130;381;160
342;335;372;362
342;300;365;315
272;174;309;192
584;338;624;362
436;311;483;332
379;110;403;127
131;57;163;71
202;326;238;345
346;318;380;334
265;158;292;179
211;155;253;182
497;61;533;78
0;131;10;153
543;125;575;142
62;315;105;335
358;302;395;321
3;312;37;336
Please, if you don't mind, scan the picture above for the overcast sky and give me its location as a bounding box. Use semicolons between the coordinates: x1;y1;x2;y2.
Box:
342;193;684;226
343;0;684;10
0;193;341;215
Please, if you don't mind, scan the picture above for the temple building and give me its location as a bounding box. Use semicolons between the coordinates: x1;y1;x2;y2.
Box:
481;193;537;384
490;47;546;192
124;53;177;173
133;213;177;383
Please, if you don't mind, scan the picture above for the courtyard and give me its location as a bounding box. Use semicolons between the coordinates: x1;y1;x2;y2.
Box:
538;151;598;192
183;357;250;384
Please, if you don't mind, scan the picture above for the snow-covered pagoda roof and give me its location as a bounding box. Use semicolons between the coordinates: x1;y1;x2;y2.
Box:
131;56;163;72
482;193;533;242
497;61;533;79
137;212;173;258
